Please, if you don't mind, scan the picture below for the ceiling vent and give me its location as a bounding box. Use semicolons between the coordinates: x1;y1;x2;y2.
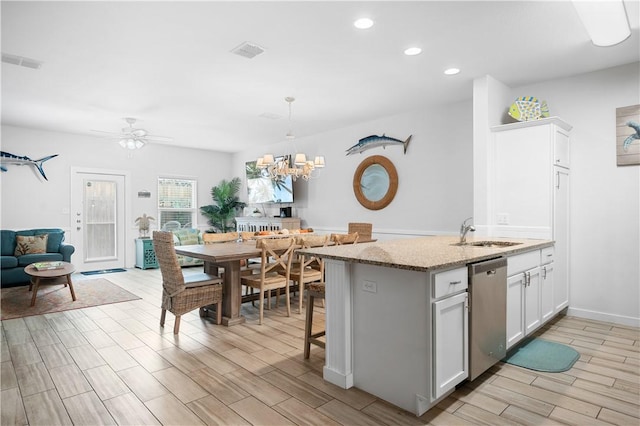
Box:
259;112;283;120
230;42;265;59
2;52;43;69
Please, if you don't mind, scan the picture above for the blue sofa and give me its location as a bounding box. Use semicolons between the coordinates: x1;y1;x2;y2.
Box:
1;228;75;287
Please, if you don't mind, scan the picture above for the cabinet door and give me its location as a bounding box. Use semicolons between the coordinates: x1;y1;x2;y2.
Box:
554;168;570;313
433;292;468;400
541;262;554;323
506;273;525;349
494;126;551;231
554;128;570;169
524;267;541;335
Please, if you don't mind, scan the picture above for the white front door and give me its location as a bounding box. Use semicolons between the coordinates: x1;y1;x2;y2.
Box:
71;169;127;272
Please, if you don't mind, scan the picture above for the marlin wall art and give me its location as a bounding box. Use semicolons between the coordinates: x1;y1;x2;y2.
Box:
0;151;59;181
346;134;412;155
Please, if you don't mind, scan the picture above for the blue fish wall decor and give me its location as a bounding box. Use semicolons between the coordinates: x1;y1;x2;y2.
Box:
0;151;59;181
346;134;412;155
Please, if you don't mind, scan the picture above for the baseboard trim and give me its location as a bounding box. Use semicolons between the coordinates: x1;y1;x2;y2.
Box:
566;307;640;328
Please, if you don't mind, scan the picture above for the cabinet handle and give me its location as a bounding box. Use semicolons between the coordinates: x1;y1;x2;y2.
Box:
450;280;462;285
542;266;547;279
522;272;527;287
556;171;560;189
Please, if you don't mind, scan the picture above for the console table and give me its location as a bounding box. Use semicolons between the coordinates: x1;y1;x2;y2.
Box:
235;217;301;232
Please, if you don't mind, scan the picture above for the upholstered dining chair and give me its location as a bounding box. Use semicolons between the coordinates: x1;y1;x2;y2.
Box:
152;231;223;334
291;234;329;314
240;237;296;324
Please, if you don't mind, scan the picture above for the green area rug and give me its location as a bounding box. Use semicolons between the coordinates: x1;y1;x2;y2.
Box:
503;338;580;372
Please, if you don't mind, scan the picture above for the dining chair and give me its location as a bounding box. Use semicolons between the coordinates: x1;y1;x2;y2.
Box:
330;232;359;245
152;231;223;334
303;280;327;359
291;234;329;314
348;223;372;241
202;231;239;244
240;237;296;324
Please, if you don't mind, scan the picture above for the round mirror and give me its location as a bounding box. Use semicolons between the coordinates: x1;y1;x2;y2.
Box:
353;155;398;210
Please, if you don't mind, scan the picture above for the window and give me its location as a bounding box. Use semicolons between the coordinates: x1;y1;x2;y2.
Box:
158;177;197;229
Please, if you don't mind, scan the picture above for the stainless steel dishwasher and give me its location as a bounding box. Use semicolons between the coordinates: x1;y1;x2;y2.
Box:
468;257;507;381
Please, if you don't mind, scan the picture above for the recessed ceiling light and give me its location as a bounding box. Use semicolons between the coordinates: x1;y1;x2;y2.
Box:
444;68;460;75
354;18;374;29
404;47;422;56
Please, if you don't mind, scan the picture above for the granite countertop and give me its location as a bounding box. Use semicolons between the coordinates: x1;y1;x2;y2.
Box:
299;235;553;272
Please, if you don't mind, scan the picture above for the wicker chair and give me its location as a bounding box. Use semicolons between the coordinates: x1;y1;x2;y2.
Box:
348;223;372;241
330;232;359;245
152;231;223;334
291;235;329;314
241;237;296;324
202;232;239;244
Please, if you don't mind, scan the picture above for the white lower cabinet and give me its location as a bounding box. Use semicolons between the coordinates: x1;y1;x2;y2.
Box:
506;272;526;348
524;266;542;335
432;291;468;400
507;247;560;350
506;251;541;350
541;261;555;323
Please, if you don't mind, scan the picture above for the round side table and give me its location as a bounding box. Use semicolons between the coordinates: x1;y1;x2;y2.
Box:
24;262;76;307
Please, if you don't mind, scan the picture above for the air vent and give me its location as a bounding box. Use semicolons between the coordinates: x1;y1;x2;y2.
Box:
259;112;283;120
230;42;265;59
2;52;42;69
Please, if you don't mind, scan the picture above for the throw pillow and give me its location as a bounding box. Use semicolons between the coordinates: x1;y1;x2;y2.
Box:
14;234;48;256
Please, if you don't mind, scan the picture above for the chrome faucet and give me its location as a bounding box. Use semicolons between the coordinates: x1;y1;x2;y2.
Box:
460;217;475;244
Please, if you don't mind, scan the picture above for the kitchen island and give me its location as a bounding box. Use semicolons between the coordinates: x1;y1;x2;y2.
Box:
299;235;553;416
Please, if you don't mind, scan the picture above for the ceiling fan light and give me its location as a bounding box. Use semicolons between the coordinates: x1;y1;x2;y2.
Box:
135;140;145;149
119;139;127;148
126;139;136;150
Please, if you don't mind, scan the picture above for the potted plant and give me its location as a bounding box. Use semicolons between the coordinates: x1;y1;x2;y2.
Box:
200;177;246;233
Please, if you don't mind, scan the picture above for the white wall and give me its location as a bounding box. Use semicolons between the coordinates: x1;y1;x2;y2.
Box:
231;101;474;239
516;62;639;326
475;62;640;326
0;125;232;267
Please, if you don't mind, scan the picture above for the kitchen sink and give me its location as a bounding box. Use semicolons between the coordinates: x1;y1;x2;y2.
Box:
453;241;522;248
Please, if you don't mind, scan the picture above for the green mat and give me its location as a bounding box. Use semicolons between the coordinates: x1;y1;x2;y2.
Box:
503;338;580;372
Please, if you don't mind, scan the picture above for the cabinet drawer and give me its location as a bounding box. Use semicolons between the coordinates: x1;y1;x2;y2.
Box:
433;267;468;299
540;246;554;264
508;250;540;276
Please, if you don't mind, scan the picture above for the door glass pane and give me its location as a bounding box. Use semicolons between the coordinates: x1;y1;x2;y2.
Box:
84;179;117;261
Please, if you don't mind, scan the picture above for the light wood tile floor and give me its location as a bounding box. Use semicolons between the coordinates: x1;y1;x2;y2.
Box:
1;268;638;425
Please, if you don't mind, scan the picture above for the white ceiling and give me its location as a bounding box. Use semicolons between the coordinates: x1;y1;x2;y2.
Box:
2;1;639;153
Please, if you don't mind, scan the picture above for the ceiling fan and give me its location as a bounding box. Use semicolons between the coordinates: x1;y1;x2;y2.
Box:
91;117;173;150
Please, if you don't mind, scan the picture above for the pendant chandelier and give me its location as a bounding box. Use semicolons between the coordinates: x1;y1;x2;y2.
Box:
256;97;325;181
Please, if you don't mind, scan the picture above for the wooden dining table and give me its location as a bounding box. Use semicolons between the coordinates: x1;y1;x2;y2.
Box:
175;241;262;326
174;235;377;326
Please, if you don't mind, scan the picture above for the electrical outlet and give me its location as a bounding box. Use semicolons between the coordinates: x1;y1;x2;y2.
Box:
497;213;510;225
362;280;377;293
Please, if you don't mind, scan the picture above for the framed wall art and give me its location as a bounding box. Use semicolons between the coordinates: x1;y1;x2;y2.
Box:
616;104;640;166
